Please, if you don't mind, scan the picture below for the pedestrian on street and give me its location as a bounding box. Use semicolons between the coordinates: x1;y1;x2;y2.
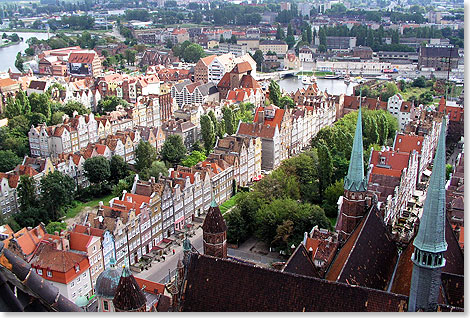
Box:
173;249;175;255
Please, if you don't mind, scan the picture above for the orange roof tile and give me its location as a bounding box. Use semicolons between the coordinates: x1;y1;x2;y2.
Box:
394;134;424;154
69;231;93;252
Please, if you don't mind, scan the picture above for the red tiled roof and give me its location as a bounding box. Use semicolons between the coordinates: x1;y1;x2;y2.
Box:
134;277;165;295
393;134;424;154
68;52;96;64
200;55;216;66
253;106;285;130
69;231;92;252
232;61;252;74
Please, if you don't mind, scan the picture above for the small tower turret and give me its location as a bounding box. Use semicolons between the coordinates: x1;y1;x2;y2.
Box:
202;198;228;258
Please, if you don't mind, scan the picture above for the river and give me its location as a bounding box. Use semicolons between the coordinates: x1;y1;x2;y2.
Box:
278;76;357;95
0;31;51;72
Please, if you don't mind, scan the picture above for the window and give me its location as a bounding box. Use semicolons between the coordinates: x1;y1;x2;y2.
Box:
103;300;109;311
37;269;43;275
77;276;81;283
75;265;80;272
47;271;52;277
72;292;76;299
71;281;75;288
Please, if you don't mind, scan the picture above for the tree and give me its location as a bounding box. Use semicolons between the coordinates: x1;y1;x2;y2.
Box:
97;96;129;113
84;156;111;184
276;24;285;40
40;171;75;221
147;161;168;180
50;111;66;125
225;207;248;244
0;150;21;172
216;119;225;138
181;151;206;167
322;179;344;218
29;112;47;127
135;140;157;172
15;52;24;73
285;35;295;49
109;155;129;184
61;101;89;117
317;142;333;196
183;43;205;63
222;107;236;135
272;219;294;252
412;76;426;88
319;27;327;46
268;80;281;107
124;49;136;65
112;179;130;197
287;23;293;36
160;135;187;166
419;91;433;105
45;221;66;234
307;26;313;44
28;93;51;119
17;175;38;213
251;49;264;72
200;114;215;154
318;44;327;53
380;82;398;102
279;96;295;109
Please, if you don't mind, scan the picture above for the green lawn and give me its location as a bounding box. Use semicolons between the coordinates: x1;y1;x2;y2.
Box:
220;192;242;215
65;193;115;219
314;71;334;76
399;87;429;101
296;71;314;76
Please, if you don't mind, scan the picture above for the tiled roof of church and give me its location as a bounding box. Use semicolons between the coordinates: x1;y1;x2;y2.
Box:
326;206;398;291
282;244;321;278
180;253;409;312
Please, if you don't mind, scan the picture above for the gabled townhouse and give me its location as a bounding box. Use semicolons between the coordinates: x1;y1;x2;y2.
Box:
237;122;281;171
387;94;421;131
367;147;419;228
168;169;196;225
161;118;197;150
393;118;441;183
214;135;262;187
170;80;219;108
72;224;116;270
197;154;234;204
0;173;19;216
28;123;51;157
68;231;104;292
89;205;130;269
254;105;291;161
30;241;93;303
55;153;89;188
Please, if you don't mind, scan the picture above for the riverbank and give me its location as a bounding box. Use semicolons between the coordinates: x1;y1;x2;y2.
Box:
0;28;48;33
0;40;20;48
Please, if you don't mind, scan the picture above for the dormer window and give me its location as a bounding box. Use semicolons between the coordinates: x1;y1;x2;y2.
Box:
75;265;80;273
380;157;386;165
37;268;43;275
47;271;52;277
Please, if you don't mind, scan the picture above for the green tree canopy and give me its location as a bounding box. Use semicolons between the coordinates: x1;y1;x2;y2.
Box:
40;171;75;221
183;43;206;63
200;114;215;154
109;155;129;184
135;140;157;172
160;134;187;166
45;221;67;234
268;80;281;107
84;156;111;184
182;150;206;167
0;150;21;172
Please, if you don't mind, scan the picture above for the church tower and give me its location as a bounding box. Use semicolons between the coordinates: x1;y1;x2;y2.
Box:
408;118;448;312
202;198;228;258
336;105;368;242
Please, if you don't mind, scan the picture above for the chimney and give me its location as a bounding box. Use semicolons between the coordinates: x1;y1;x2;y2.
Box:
258;110;265;125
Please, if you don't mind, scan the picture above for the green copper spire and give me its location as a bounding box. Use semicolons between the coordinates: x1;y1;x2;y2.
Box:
413;117;448;253
344;101;367;192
